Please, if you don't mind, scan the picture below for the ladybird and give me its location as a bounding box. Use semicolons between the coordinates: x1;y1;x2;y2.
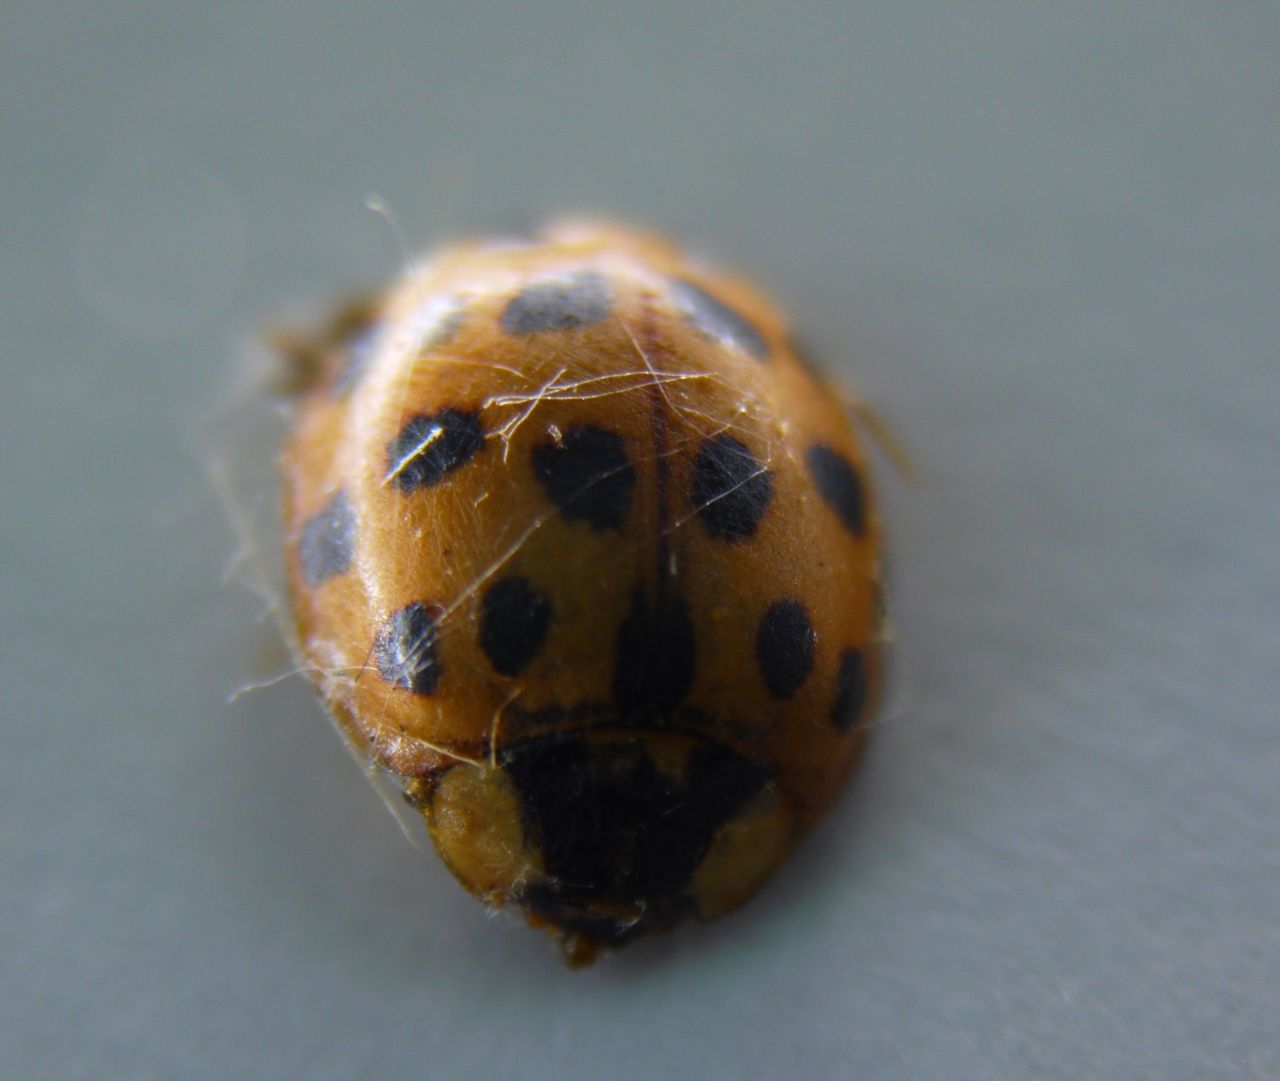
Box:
279;220;886;965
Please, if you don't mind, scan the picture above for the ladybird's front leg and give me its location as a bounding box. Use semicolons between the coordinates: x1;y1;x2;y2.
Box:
267;295;382;397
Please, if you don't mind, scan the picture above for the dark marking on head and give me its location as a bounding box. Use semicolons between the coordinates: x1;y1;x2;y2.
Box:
806;444;865;535
690;434;774;541
532;425;636;530
298;490;356;586
374;601;444;694
757;600;816;699
479;576;552;677
671;278;769;361
520;884;656;948
500;271;611;334
503;736;770;908
613;589;696;721
386;409;485;492
831;648;868;733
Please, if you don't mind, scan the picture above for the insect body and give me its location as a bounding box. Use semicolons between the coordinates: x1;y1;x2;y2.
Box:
281;221;886;964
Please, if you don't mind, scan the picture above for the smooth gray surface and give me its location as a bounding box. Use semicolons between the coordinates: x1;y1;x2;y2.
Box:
4;5;1278;1079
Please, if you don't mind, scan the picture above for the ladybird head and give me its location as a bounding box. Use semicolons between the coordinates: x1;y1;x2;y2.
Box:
422;729;798;965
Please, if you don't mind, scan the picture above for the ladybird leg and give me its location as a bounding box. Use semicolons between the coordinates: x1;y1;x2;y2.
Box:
266;294;382;397
842;393;919;483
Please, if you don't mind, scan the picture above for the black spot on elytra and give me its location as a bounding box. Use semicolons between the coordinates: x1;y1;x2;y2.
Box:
613;589;696;720
479;577;552;677
671;278;769;361
532;425;636;530
503;736;769;910
386;409;484;491
831;648;868;733
298;490;356;586
690;434;773;541
500;271;611;334
806;444;865;535
374;601;444;695
757;600;816;699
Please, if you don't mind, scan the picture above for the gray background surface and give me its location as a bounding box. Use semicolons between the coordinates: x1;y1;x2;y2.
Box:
4;5;1278;1079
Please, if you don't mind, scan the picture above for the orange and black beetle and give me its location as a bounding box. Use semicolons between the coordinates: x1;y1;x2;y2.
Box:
279;221;886;964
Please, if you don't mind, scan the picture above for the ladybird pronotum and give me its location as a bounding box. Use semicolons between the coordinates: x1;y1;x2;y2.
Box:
279;220;886;965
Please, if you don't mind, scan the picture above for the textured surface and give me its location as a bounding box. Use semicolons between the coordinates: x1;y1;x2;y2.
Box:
3;5;1278;1079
